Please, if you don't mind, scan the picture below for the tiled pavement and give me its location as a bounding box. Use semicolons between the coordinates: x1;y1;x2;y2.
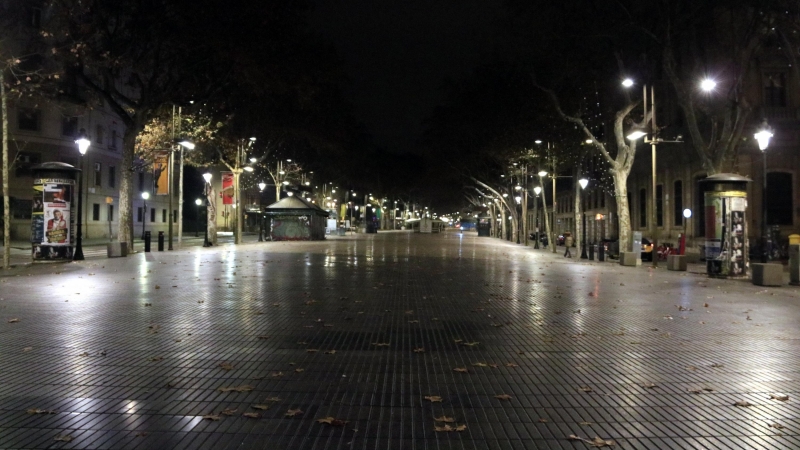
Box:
1;230;799;449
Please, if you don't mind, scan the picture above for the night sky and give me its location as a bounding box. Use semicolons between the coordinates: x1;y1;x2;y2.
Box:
310;0;506;155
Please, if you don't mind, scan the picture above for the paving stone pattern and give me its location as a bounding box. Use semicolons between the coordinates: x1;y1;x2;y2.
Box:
1;231;799;449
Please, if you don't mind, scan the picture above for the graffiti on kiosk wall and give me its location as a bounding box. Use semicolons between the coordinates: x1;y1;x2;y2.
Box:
270;215;311;240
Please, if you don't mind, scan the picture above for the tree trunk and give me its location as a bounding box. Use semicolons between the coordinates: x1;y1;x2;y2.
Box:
539;175;553;251
2;75;10;269
118;125;139;248
612;170;631;252
207;184;218;245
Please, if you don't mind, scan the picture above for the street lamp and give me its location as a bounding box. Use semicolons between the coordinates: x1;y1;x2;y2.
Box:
257;182;267;242
755;122;774;263
202;172;213;247
533;186;542;249
194;198;202;237
169;139;196;251
682;208;692;255
579;178;589;259
73;132;90;261
141;191;150;240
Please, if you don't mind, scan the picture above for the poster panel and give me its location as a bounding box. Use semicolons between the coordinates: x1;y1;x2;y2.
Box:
221;172;234;205
32;178;75;261
154;152;170;195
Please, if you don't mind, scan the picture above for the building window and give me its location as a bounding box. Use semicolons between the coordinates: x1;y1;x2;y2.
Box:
673;181;683;226
108;205;114;221
11;197;32;219
138;172;145;191
92;204;100;221
600;192;605;208
150;208;156;222
29;7;42;28
137;207;143;222
656;185;663;227
764;73;787;108
95;125;105;144
14;152;42;177
639;188;647;228
767;172;793;225
17;108;40;131
61;116;79;137
173;210;177;223
94;162;102;186
108;166;116;188
162;209;167;223
110;129;118;149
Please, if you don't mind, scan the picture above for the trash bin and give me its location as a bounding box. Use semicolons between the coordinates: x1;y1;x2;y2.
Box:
790;234;800;246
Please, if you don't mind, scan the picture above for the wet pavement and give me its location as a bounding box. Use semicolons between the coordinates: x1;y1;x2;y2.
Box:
1;230;799;449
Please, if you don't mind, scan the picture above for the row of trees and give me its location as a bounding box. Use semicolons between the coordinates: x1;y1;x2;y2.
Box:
422;0;800;251
1;0;386;266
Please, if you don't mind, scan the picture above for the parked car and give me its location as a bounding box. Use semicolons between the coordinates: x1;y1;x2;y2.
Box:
528;233;549;246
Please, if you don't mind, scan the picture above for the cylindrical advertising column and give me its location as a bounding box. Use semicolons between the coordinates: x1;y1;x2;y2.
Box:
30;162;81;262
700;174;751;278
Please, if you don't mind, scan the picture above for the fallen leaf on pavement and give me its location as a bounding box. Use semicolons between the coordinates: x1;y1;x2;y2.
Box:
372;342;390;347
8;318;19;323
494;394;512;401
149;356;163;362
202;414;221;421
218;362;234;371
434;416;455;423
317;416;349;427
472;362;488;367
54;435;73;442
734;401;753;407
217;385;253;393
461;342;480;347
641;383;657;389
769;423;785;430
242;412;261;418
539;418;548;423
27;409;57;414
285;409;303;417
770;394;789;401
324;350;336;354
265;397;282;402
424;396;443;402
579;386;593;393
252;404;270;410
306;349;318;353
453;367;468;373
505;363;518;367
221;408;238;416
413;348;425;353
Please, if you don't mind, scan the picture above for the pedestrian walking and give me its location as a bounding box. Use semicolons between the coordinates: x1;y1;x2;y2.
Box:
564;232;573;258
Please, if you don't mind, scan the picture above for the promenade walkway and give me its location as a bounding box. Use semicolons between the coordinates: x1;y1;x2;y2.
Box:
1;230;798;449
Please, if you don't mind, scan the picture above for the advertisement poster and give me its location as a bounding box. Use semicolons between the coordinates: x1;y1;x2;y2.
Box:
731;210;745;276
221;172;234;205
32;178;75;261
154;152;170;195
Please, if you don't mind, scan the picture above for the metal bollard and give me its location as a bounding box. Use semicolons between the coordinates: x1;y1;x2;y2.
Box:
144;231;151;252
598;242;605;261
588;243;594;260
158;231;165;251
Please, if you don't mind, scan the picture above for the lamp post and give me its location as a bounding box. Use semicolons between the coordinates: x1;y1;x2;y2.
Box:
579;178;589;259
682;208;692;255
73;132;90;261
194;199;202;237
755;123;774;263
202;172;212;247
141;191;150;240
258;182;266;242
533;186;541;249
233;137;256;245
